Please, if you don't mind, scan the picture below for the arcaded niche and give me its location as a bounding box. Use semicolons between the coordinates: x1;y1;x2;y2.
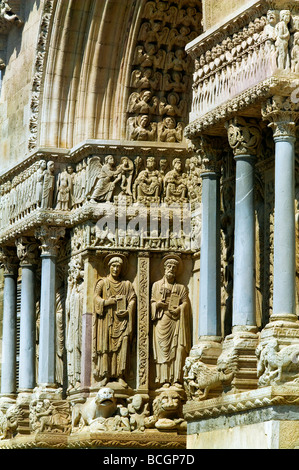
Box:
1;0;299;450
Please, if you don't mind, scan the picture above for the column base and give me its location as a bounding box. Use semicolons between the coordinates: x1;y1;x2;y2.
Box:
216;325;259;394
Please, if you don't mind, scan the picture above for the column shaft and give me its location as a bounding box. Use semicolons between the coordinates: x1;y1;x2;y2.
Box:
272;136;296;318
1;274;17;394
19;265;36;390
199;172;221;337
233;155;256;327
38;255;56;385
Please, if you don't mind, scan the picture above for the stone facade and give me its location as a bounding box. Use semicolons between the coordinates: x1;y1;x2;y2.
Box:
1;0;299;450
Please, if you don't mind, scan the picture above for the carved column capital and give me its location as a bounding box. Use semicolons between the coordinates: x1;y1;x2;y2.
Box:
225;116;262;157
194;135;224;174
35;226;65;257
262;95;299;140
16;237;38;266
0;246;18;275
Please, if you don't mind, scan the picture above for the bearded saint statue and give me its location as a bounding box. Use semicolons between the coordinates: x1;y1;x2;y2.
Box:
151;254;191;388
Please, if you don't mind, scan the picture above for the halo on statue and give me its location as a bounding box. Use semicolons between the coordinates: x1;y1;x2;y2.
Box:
160;253;183;275
104;252;128;275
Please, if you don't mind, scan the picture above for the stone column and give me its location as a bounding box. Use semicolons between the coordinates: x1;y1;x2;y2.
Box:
226;117;261;331
35;226;65;387
16;237;38;391
255;96;299;389
262;96;298;323
197;136;222;341
0;248;18;396
216;117;261;393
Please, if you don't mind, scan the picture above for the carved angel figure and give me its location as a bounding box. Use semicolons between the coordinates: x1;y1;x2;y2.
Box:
86;155;122;202
158;116;184;143
127;115;157;141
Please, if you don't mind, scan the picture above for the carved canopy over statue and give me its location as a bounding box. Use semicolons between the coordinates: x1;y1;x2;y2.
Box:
93;254;136;388
151;254;191;388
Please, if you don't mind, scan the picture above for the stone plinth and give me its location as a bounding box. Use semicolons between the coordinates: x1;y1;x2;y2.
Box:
184;385;299;449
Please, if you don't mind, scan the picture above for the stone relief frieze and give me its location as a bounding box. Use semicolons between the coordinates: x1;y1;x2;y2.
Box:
126;0;202;143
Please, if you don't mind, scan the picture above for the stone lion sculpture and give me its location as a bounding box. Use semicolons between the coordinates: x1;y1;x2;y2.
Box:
145;388;185;432
71;387;117;429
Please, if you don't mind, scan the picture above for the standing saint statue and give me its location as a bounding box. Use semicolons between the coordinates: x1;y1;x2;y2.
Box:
94;254;136;388
151;255;191;388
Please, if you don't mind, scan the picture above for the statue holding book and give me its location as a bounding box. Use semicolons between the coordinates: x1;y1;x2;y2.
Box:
150;255;191;388
94;254;136;388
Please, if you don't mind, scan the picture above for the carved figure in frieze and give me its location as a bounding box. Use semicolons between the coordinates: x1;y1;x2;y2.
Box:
163;158;187;203
128;115;157;141
128;394;150;432
159;92;187;118
35;160;47;207
133;42;166;70
291;32;299;73
55;165;74;210
275;10;291;69
29;399;71;434
256;339;299;387
127;90;159;115
163;71;189;94
0;404;23;440
86;155;122;203
94;254;136;387
263;10;278;50
186;156;201;203
41;161;55;209
133;156;163;203
158;116;184;142
138;21;169;47
151;255;191;388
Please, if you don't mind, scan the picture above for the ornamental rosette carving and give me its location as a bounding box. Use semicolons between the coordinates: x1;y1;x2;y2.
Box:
35;226;66;257
262;95;299;139
225;117;261;156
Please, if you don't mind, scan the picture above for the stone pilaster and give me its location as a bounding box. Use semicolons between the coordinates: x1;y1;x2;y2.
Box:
137;252;151;394
35;226;65;387
0;247;18;396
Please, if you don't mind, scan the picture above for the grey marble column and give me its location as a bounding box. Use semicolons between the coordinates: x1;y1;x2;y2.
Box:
16;238;38;391
262;97;299;323
226;117;261;330
197;137;222;339
36;226;65;386
0;248;18;395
